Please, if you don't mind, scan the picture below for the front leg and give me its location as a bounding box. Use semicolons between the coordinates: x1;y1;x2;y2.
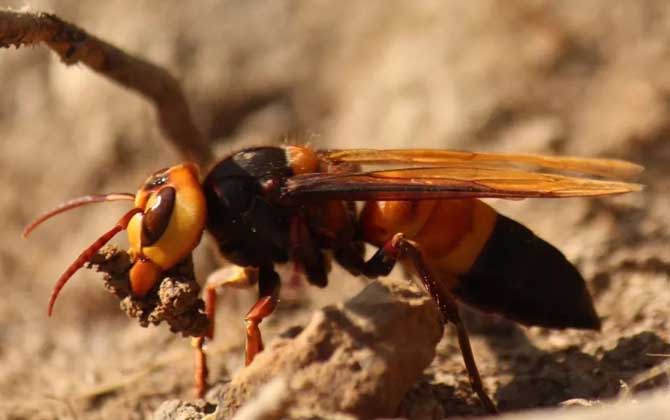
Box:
192;265;258;398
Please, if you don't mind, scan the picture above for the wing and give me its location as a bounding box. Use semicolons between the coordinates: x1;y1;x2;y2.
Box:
282;149;643;201
321;149;643;178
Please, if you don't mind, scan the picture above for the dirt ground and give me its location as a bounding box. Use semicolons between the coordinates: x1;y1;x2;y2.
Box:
0;1;668;419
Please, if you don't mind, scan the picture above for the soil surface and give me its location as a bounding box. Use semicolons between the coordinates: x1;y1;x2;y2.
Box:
0;1;668;419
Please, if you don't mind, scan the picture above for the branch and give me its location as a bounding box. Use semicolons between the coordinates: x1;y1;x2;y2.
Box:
0;8;213;166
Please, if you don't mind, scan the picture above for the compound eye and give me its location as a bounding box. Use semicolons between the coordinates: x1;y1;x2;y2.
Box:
141;186;176;246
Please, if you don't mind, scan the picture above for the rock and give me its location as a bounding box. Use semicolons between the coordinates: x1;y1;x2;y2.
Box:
218;276;444;419
228;377;292;420
152;399;217;420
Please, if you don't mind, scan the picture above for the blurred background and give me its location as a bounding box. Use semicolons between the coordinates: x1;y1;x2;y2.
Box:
0;1;668;419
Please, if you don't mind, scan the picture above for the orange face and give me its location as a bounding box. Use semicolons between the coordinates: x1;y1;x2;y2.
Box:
126;163;207;296
24;162;207;315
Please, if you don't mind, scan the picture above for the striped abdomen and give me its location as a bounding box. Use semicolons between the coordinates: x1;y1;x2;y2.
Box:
360;199;600;330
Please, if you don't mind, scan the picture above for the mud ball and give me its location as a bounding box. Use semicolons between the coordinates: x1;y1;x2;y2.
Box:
86;245;210;337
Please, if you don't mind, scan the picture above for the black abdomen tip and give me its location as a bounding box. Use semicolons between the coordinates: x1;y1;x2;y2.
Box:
454;214;601;331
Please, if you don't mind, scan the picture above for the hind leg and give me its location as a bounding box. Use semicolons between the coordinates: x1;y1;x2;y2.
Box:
388;234;497;414
335;234;497;413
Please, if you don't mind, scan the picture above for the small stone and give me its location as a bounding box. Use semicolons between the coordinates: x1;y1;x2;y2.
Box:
152;400;217;420
218;276;444;419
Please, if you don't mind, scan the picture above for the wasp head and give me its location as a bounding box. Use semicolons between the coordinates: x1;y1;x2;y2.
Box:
126;163;207;296
24;163;207;315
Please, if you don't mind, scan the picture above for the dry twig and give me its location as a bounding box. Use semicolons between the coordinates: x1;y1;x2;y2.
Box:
0;8;212;166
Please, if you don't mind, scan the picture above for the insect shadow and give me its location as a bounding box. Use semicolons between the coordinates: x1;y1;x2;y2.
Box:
468;312;670;410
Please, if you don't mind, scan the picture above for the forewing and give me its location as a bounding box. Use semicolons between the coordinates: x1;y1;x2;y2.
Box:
284;165;643;201
320;149;643;179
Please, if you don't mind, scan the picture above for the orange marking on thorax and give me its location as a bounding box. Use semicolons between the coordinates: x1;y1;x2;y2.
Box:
285;145;319;174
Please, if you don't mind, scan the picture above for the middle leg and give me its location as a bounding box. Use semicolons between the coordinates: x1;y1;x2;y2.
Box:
244;265;281;365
